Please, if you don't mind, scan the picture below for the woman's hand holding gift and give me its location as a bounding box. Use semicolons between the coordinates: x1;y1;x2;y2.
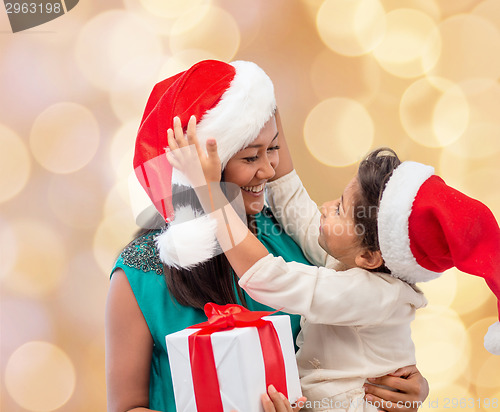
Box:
230;385;306;412
262;385;307;412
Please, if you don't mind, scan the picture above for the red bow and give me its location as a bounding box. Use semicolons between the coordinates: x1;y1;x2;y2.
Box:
188;303;288;411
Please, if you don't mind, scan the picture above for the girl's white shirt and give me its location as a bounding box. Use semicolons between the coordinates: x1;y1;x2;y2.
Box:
239;170;427;405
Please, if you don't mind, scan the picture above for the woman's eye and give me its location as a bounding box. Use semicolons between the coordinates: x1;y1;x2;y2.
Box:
267;145;280;152
244;156;258;162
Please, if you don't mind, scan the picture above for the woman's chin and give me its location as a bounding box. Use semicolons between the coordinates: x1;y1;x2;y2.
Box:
242;195;265;215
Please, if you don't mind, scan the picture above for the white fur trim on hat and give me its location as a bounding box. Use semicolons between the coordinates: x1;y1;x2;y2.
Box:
172;61;276;187
155;205;218;269
378;161;442;284
484;321;500;355
197;60;276;168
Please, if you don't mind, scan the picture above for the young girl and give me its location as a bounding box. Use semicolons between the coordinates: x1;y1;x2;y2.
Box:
167;116;500;411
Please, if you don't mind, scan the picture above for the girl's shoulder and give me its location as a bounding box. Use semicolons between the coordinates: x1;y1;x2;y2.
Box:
114;230;164;276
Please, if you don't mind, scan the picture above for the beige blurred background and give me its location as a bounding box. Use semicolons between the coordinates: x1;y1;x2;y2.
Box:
1;0;499;411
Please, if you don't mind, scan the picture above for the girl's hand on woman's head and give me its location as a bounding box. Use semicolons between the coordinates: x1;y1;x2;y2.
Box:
166;115;222;186
364;365;429;412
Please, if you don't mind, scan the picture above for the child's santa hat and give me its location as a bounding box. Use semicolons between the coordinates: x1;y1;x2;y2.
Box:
378;161;500;355
133;60;276;269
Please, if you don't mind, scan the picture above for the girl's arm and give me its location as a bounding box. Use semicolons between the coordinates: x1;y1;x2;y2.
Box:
105;269;160;412
266;170;333;268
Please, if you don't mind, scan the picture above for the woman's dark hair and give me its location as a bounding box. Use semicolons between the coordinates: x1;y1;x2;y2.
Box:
354;147;401;273
131;172;249;310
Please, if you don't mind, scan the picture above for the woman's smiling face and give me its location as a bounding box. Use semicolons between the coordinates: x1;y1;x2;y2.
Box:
223;115;279;215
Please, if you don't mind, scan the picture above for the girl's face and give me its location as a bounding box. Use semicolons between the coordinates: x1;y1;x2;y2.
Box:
223;115;279;215
318;176;366;269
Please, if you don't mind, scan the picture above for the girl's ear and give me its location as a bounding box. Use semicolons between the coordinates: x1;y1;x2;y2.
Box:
355;249;383;270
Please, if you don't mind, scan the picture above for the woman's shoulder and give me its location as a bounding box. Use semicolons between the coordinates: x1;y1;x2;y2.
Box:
114;230;164;276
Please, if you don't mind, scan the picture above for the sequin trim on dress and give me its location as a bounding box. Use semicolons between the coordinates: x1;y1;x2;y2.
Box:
120;231;164;275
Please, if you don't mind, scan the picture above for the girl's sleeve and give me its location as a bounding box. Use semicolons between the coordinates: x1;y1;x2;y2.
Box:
266;170;338;268
239;254;403;326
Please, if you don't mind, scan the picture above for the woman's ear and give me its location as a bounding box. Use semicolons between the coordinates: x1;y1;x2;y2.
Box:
355;249;383;270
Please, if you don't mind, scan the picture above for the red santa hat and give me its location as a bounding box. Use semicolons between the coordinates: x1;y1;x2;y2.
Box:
133;60;276;269
378;161;500;355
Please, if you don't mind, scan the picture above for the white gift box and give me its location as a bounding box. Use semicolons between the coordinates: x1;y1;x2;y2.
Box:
166;314;302;412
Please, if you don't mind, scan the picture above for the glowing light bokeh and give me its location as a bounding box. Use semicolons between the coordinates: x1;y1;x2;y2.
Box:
437;0;485;18
424;384;477;412
75;10;163;91
450;268;492;316
93;211;137;276
464;317;500;390
122;0;177;36
110;120;139;180
425;15;500;83
382;0;441;21
157;50;219;81
109;56;163;123
139;0;210;19
310;50;381;104
5;341;75;412
56;253;108;331
30;103;100;174
1;298;54;368
418;269;457;309
476;353;500;390
413;307;470;384
400;77;469;148
473;0;500;32
373;9;440;78
169;5;240;62
4;219;66;298
316;0;386;56
105;180;134;219
304;98;374;167
443;80;500;159
0;124;31;203
47;171;104;231
0;216;17;281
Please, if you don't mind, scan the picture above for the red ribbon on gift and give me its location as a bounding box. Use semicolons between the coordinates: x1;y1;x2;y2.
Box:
187;303;288;411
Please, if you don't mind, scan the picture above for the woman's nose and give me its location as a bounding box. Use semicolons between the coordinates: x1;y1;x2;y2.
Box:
257;157;276;180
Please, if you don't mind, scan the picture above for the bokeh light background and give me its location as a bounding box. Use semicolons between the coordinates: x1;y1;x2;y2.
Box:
1;0;499;410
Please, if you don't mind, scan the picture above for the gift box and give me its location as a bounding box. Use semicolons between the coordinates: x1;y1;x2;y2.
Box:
166;303;302;412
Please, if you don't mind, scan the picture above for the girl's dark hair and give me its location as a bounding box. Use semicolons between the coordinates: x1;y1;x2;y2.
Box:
354;147;401;273
131;173;248;310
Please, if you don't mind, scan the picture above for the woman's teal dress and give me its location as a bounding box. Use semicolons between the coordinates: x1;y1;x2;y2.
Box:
111;207;313;411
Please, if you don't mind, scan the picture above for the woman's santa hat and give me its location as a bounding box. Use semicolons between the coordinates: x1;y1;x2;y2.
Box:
378;161;500;355
133;60;276;269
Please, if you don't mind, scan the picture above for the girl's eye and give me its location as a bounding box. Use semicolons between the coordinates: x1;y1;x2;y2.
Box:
267;145;280;152
335;203;341;215
243;156;258;162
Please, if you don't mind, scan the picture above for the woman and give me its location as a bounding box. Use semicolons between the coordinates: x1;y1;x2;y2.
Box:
105;60;428;412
